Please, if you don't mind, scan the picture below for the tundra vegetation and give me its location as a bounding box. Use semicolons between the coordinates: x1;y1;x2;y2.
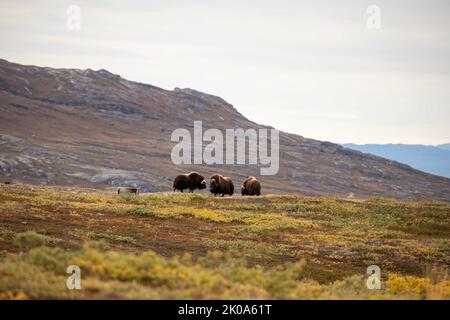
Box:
0;184;449;299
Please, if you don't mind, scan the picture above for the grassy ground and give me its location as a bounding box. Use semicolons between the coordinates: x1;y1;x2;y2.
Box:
0;184;449;299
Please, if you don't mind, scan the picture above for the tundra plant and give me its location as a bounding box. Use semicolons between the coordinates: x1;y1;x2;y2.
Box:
171;121;279;175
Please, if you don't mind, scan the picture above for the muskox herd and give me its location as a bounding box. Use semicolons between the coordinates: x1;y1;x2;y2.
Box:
173;172;261;196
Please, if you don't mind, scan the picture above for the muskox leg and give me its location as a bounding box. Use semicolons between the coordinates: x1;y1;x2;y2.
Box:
189;189;194;193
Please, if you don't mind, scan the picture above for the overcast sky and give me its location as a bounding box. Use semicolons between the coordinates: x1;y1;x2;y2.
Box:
1;0;449;144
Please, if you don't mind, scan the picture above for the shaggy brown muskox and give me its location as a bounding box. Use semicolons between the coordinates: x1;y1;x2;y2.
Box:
173;172;207;193
241;176;261;196
209;174;234;196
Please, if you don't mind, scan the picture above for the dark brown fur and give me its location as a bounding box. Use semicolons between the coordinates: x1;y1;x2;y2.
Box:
173;172;206;193
209;174;234;196
241;176;261;196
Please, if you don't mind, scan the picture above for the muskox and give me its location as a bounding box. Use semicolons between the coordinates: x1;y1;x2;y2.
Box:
209;174;234;196
241;176;261;196
173;172;207;193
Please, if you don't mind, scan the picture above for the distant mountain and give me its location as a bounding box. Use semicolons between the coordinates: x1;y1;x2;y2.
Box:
438;143;450;151
343;144;450;179
1;58;450;201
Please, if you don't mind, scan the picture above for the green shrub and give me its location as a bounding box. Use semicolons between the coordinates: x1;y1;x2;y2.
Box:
127;207;171;219
13;231;61;249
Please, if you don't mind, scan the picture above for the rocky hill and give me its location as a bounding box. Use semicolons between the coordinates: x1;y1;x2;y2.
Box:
0;59;449;201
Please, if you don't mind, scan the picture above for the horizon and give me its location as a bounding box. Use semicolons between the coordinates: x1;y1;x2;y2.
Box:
0;0;449;145
342;142;450;147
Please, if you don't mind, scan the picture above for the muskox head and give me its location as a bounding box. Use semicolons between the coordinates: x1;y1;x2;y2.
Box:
198;179;207;190
190;172;206;190
210;176;219;193
241;185;247;196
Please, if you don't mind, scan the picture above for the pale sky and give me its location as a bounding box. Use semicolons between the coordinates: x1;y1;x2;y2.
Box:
0;0;449;144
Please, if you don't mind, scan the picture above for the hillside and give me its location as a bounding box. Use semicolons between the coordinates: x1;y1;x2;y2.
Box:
0;58;449;202
0;184;449;299
343;143;450;179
